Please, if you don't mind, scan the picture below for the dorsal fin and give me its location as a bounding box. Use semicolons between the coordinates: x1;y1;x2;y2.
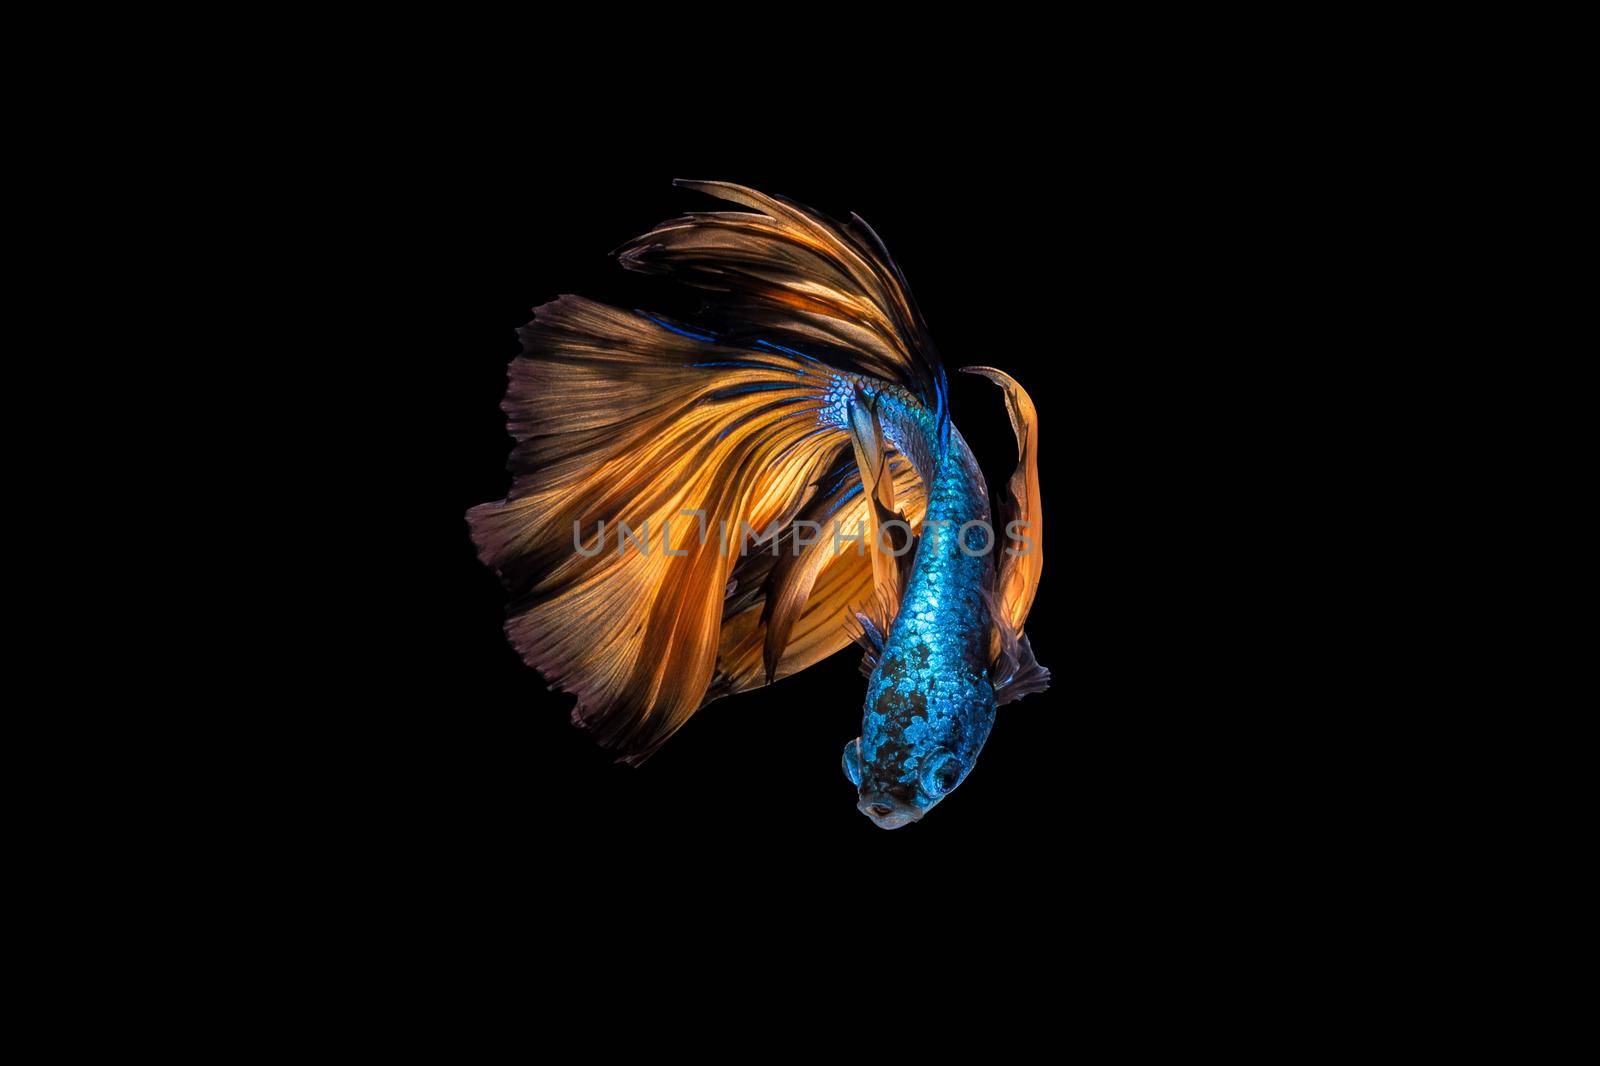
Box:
616;180;947;429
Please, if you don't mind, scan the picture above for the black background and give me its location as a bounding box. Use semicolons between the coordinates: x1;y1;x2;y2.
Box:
358;144;1335;902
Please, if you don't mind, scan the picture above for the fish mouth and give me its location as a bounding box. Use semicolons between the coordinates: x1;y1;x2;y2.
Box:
857;793;923;830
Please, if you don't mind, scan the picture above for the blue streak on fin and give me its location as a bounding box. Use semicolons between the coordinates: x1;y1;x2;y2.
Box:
690;359;803;374
641;312;717;343
708;381;808;401
754;338;825;366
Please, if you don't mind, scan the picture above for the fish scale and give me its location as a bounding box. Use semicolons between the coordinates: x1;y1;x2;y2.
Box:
856;395;998;817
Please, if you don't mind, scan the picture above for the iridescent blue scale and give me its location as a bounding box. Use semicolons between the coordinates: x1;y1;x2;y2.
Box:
826;385;998;828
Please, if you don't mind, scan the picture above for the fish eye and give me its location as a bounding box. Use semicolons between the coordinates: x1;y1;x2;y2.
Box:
842;737;862;786
921;751;962;796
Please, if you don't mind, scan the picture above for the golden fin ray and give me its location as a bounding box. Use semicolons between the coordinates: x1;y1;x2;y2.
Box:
959;366;1044;671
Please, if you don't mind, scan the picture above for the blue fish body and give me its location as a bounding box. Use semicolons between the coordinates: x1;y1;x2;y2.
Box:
838;388;999;828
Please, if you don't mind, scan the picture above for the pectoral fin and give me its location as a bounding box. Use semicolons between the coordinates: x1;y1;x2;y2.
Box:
847;388;915;631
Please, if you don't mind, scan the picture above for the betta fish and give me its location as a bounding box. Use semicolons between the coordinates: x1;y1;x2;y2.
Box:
468;181;1047;828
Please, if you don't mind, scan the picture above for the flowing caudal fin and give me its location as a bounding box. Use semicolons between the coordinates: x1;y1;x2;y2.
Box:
471;183;949;760
468;297;854;759
960;367;1049;705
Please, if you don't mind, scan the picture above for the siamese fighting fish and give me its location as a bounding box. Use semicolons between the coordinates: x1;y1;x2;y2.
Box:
468;182;1047;828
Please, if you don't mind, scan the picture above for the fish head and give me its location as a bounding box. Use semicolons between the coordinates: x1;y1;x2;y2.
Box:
843;676;997;829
